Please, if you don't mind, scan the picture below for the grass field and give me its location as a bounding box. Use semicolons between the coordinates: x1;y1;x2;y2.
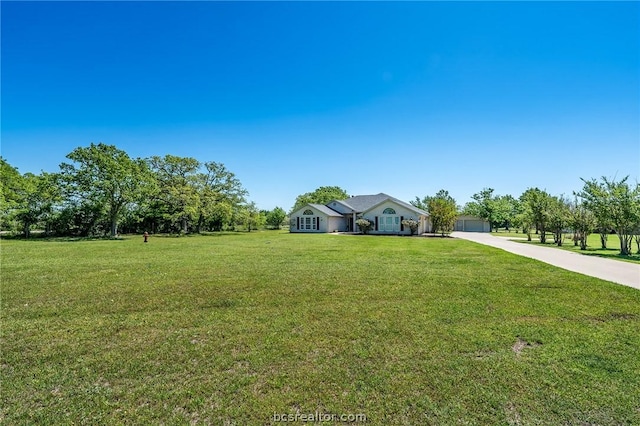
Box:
2;232;640;424
501;233;640;264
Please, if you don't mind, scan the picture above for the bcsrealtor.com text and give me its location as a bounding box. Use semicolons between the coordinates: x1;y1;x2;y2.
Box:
272;412;367;423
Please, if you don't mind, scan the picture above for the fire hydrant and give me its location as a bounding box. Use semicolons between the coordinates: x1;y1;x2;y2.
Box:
143;232;149;243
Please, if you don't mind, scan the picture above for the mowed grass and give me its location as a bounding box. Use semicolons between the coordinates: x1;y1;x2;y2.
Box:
2;232;640;425
509;233;640;264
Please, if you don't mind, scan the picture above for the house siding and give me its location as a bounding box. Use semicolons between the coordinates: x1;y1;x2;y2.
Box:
362;201;423;235
327;216;347;232
290;205;329;233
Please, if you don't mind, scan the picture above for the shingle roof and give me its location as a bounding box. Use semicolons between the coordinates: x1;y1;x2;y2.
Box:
307;204;344;217
339;193;428;216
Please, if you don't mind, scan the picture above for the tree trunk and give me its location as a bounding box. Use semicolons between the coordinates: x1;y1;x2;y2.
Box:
599;232;608;249
556;231;563;246
618;229;630;255
23;222;31;238
196;214;204;234
111;215;118;238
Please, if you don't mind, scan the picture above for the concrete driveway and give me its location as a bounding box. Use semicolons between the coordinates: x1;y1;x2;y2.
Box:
451;232;640;290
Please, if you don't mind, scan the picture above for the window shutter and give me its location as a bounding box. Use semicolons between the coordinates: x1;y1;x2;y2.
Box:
297;217;300;230
400;216;404;231
316;217;320;230
375;216;378;231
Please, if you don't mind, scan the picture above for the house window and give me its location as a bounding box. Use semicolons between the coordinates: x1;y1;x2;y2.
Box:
382;207;396;215
303;209;314;215
303;217;316;230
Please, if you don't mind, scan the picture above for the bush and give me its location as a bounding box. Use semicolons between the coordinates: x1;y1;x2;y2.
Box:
355;218;372;234
401;219;419;235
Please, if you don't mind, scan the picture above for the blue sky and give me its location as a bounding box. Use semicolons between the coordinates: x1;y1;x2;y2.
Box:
2;1;638;210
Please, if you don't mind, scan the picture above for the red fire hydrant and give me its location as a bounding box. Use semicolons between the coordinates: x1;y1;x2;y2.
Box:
143;231;149;243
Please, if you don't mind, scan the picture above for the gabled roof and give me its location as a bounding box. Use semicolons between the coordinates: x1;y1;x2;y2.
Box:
306;203;344;217
339;193;428;216
328;199;356;212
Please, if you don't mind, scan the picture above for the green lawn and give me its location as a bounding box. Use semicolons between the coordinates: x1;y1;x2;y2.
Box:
2;232;640;424
511;233;640;264
490;230;530;238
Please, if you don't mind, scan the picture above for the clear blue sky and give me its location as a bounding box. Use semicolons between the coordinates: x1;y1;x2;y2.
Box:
2;1;638;210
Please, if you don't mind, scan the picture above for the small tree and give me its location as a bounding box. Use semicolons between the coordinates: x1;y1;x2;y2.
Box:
548;196;570;246
520;188;553;243
578;176;640;256
401;219;419;235
355;218;372;234
466;188;496;231
265;207;287;229
569;198;595;250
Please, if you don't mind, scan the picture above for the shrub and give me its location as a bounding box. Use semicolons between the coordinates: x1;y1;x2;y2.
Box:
355;218;372;234
401;219;419;235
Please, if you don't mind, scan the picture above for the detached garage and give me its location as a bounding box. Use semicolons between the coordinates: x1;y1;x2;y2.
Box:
454;215;491;232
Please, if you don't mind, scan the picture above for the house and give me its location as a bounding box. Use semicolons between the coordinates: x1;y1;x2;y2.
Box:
290;193;429;235
290;193;490;234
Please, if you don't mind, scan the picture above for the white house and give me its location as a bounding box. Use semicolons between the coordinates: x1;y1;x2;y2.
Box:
290;193;428;235
290;193;490;234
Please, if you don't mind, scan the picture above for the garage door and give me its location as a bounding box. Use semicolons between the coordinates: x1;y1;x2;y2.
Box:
464;220;485;232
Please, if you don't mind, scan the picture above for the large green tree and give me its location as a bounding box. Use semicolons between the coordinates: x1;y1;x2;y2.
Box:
0;158;23;231
292;186;349;212
520;188;553;243
265;207;287;229
418;189;457;236
14;172;62;237
193;161;247;233
578;176;640;255
464;188;497;231
60;143;150;237
148;155;201;234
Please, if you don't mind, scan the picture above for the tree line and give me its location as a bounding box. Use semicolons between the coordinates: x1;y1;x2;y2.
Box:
412;178;640;256
0;143;287;238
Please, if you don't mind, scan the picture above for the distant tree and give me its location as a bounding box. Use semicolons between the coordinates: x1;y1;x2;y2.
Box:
14;172;62;237
193;161;247;233
492;195;519;231
292;186;348;212
578;176;640;256
513;208;534;241
60;143;150;237
520;188;553;243
0;158;23;230
568;197;596;250
266;207;287;229
410;196;428;211
355;218;372;234
574;179;613;249
401;219;419;235
428;197;458;236
464;188;497;231
148;155;200;234
413;190;457;235
237;202;264;232
548;195;570;246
